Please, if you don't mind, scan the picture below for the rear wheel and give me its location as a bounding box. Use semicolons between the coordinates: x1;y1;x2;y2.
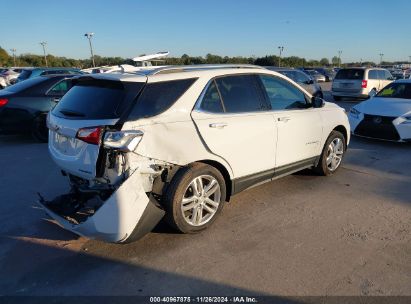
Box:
164;163;226;233
314;130;346;176
31;114;48;143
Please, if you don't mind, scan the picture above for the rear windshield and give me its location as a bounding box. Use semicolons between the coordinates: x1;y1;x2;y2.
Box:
53;79;137;120
335;69;364;80
17;70;32;80
376;83;411;99
4;76;46;93
127;78;197;121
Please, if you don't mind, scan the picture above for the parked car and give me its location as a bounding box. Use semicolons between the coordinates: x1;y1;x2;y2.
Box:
0;67;23;88
41;64;350;243
332;67;394;101
389;69;406;80
312;68;335;82
266;67;323;98
304;69;326;82
0;74;75;141
16;67;83;83
349;80;411;142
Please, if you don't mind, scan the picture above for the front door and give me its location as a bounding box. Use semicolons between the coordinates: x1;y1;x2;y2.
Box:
258;74;323;168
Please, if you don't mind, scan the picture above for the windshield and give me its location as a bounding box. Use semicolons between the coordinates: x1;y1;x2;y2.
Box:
376;82;411;99
335;69;364;80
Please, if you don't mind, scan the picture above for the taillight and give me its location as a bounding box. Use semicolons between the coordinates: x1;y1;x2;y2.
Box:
76;127;103;145
0;98;8;107
361;80;368;88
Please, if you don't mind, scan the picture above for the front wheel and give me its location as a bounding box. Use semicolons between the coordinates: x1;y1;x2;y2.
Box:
314;130;346;176
164;163;226;233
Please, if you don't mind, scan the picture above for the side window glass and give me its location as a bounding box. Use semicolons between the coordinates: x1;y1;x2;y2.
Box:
215;75;268;113
128;78;197;120
259;75;307;110
200;81;224;113
368;70;378;79
48;80;70;96
384;70;392;80
377;70;385;80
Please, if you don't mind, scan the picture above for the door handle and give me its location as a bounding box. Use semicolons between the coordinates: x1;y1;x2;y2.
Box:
209;123;228;129
52;97;61;103
278;117;291;122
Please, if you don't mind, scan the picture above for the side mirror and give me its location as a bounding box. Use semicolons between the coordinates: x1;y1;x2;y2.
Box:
312;96;325;108
368;89;377;98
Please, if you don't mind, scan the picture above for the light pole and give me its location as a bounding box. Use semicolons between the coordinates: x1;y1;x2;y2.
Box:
278;46;284;67
10;48;17;66
379;53;384;67
40;42;48;67
338;50;342;68
360;58;363;66
84;32;95;67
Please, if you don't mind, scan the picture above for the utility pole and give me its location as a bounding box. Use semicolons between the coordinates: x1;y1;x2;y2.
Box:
278;46;284;67
10;48;17;66
338;50;342;68
379;53;384;67
84;32;95;67
40;42;48;67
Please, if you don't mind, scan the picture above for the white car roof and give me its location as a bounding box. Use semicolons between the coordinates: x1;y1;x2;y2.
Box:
77;65;276;83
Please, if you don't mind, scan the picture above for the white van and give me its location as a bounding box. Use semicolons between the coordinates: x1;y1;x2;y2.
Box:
332;67;394;100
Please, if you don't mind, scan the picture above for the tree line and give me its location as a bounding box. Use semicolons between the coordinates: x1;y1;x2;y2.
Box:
0;46;398;69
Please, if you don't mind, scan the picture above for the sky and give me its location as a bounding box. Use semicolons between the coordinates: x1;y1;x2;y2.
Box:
2;0;411;63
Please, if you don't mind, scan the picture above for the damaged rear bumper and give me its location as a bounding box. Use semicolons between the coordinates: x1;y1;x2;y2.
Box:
38;172;165;243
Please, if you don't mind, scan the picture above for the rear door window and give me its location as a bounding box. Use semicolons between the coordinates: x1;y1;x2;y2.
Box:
47;79;71;96
127;78;197;120
335;69;364;80
215;75;268;113
53;79;143;119
200;81;224;113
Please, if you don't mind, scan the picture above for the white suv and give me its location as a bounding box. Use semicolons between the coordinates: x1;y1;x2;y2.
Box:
41;65;350;243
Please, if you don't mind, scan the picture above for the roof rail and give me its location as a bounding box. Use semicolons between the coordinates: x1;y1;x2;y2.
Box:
146;64;265;75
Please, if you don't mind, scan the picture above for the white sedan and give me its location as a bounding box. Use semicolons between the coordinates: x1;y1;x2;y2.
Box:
349;79;411;142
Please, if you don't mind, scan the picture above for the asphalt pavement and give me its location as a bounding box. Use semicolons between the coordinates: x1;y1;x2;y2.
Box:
0;83;410;297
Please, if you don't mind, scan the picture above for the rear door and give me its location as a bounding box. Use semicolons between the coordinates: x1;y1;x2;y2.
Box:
48;77;146;179
191;74;277;179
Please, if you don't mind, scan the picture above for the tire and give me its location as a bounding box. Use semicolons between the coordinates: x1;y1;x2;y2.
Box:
333;95;341;101
314;130;346;176
164;163;226;233
31;114;48;143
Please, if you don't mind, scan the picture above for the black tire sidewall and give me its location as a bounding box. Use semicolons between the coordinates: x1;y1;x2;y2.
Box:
164;163;226;233
317;130;346;176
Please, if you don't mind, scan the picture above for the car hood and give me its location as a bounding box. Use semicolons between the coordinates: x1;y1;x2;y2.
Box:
355;97;411;117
